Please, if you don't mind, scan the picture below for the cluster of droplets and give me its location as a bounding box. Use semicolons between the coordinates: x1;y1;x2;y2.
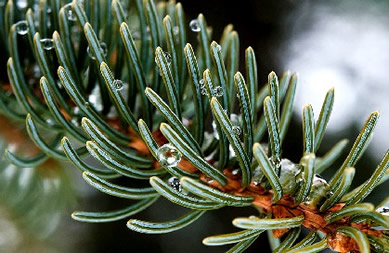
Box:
199;82;224;97
189;19;200;32
87;42;108;60
157;143;182;167
15;20;28;35
168;177;182;192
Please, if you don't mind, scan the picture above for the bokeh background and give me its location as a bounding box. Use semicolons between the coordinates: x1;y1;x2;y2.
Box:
1;0;388;252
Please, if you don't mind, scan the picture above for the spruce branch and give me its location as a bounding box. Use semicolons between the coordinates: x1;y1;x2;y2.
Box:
0;0;388;252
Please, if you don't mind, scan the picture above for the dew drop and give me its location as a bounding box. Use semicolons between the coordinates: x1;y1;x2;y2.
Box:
157;143;181;167
214;86;224;97
113;79;123;90
64;3;77;21
199;79;205;85
40;38;54;50
216;44;221;52
189;19;200;32
46;7;52;13
168;177;182;192
15;21;28;35
232;125;241;136
249;215;257;219
173;26;179;35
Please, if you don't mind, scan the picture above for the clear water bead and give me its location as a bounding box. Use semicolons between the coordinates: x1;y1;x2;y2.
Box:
168;177;182;192
232;126;241;136
113;79;123;90
216;44;221;52
64;3;77;21
157;143;181;167
15;21;28;35
40;38;54;50
214;86;224;97
189;19;201;32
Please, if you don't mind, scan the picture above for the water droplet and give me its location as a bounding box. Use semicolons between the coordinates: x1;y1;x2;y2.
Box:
249;215;257;219
113;79;123;90
16;0;27;9
168;177;182;192
47;7;52;13
199;79;204;86
15;21;28;35
214;86;224;97
64;3;77;21
376;207;389;216
216;44;221;52
173;26;179;35
189;19;200;32
157;143;181;167
40;38;54;50
232;126;241;136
